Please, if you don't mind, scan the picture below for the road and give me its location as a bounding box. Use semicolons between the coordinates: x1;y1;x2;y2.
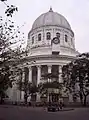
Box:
0;105;89;120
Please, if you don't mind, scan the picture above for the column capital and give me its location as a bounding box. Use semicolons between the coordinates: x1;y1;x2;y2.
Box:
59;65;62;68
37;65;41;69
47;65;52;67
22;68;25;72
59;65;62;73
28;66;32;70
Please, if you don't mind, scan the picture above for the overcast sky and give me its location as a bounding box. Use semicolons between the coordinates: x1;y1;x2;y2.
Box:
0;0;89;53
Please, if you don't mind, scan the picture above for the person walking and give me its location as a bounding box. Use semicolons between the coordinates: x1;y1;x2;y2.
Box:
59;101;63;110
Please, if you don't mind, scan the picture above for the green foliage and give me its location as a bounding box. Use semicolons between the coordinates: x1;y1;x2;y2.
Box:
0;5;25;102
38;81;63;99
5;5;18;17
41;73;59;79
39;81;62;89
38;72;63;101
17;67;38;96
0;0;7;1
0;0;26;104
62;53;89;106
0;65;12;100
30;85;38;94
0;0;18;17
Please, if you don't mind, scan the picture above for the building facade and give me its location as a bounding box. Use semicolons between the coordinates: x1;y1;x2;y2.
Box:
7;8;79;103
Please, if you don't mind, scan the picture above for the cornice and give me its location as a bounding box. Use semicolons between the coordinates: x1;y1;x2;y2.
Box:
24;54;76;62
29;25;74;37
30;44;76;51
7;54;77;67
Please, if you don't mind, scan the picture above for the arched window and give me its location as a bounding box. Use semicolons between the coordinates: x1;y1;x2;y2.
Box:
65;34;68;42
56;32;60;38
32;36;34;44
46;32;51;40
38;33;41;41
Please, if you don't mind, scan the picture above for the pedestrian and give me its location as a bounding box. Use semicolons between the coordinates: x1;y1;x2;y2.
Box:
43;101;46;111
59;101;63;110
27;95;31;106
32;101;35;108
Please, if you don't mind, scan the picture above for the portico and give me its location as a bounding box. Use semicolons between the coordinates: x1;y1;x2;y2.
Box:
22;64;63;86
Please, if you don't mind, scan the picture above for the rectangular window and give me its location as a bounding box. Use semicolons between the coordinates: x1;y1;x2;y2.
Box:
38;34;41;41
65;35;68;42
46;32;51;40
56;32;60;38
52;52;59;55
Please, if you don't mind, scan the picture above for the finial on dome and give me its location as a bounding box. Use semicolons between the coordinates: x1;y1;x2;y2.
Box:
49;6;53;12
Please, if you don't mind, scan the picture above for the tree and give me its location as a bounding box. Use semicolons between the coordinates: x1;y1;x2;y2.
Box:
17;80;38;104
0;15;25;103
0;0;18;17
38;81;63;102
62;53;89;106
38;73;63;102
17;67;39;104
0;65;12;103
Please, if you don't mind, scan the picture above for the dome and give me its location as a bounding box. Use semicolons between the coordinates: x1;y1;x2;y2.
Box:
32;8;71;30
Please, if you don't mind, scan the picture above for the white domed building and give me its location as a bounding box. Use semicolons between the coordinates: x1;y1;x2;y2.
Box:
8;8;79;103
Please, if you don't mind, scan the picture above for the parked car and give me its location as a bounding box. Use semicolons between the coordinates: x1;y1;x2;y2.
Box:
47;103;59;112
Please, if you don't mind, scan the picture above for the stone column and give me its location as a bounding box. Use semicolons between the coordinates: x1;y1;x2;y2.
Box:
68;93;73;103
48;65;52;73
48;65;52;82
22;69;25;82
37;66;41;102
28;66;32;83
21;91;25;102
36;93;40;102
59;65;62;83
12;82;17;103
37;65;41;85
21;68;25;101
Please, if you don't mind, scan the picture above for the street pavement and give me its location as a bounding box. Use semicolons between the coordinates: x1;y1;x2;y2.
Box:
0;105;89;120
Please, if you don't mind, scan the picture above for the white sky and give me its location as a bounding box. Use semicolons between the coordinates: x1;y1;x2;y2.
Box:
0;0;89;53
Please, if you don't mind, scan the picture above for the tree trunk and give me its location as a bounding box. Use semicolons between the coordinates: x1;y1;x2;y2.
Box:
83;95;87;106
0;96;4;104
24;92;28;104
79;92;83;105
